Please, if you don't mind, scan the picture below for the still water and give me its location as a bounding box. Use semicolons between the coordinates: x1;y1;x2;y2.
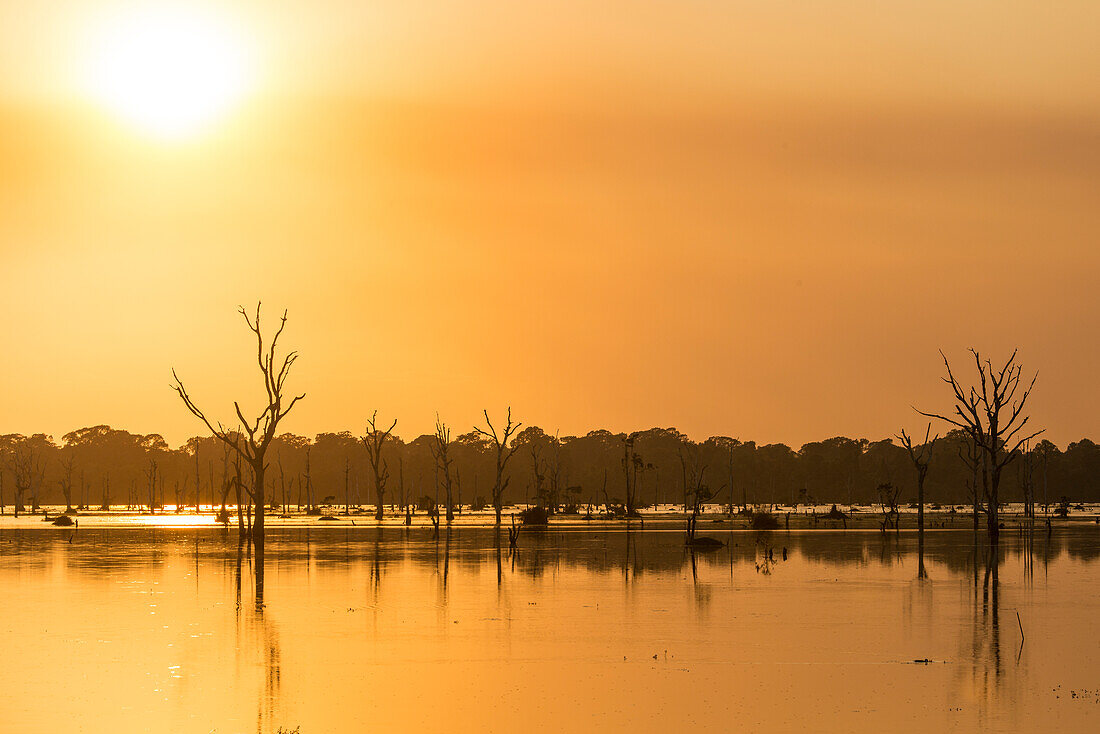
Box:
1;524;1097;733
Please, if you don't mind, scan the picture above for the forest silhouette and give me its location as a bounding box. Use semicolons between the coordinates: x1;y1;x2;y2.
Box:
3;424;1096;514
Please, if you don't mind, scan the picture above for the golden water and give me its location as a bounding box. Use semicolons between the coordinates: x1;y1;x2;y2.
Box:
1;524;1096;732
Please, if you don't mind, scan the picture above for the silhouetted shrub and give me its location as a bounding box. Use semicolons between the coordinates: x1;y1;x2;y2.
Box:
520;506;549;525
750;512;779;530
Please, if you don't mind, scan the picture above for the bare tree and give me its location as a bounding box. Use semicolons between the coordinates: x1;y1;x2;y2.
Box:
7;444;44;517
171;303;305;598
1017;440;1036;522
304;444;315;513
877;482;900;533
919;349;1042;541
144;458;158;513
100;472;111;511
217;442;232;522
194;449;202;514
474;408;521;525
623;433;643;517
58;453;76;512
361;411;397;521
898;424;937;578
681;444;716;543
430;416;455;523
343;456;351;515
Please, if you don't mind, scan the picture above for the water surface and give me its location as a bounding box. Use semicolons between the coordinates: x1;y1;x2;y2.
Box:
1;524;1097;733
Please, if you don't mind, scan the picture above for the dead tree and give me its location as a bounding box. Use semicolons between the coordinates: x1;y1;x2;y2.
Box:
304;445;315;512
27;450;46;513
343;456;351;515
194;450;202;514
399;457;410;525
681;445;715;543
361;411;397;521
1017;440;1036;522
58;453;76;511
8;445;44;517
217;442;232;521
898;425;937;578
474;408;521;525
624;433;643;517
430;416;455;523
898;425;937;531
544;433;563;513
919;349;1042;542
877;482;900;533
172;303;306;598
145;458;158;513
100;472;111;511
276;453;286;515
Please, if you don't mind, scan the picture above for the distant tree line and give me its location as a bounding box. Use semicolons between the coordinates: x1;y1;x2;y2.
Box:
3;425;1097;514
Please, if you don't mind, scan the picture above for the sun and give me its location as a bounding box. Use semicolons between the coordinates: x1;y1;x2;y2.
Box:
82;5;256;140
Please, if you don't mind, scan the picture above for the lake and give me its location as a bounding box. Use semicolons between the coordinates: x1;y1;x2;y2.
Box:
1;522;1097;733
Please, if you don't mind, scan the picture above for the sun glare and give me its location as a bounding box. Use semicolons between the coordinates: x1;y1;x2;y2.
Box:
82;5;255;140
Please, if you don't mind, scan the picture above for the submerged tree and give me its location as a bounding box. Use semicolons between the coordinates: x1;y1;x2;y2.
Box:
1017;439;1037;522
430;416;455;523
362;411;397;521
144;457;159;513
171;303;305;598
877;482;900;533
898;424;937;578
919;349;1041;542
58;452;76;512
7;441;45;517
624;433;643;517
680;444;716;543
474;408;521;525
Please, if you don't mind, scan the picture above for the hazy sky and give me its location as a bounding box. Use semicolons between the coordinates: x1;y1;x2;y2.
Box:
1;1;1098;447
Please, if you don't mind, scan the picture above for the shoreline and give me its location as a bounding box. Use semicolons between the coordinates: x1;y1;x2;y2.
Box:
2;505;1097;531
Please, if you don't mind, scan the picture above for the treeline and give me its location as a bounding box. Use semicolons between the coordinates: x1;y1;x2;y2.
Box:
3;424;1098;512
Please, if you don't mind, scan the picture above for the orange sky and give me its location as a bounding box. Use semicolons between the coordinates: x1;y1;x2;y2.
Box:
1;1;1098;448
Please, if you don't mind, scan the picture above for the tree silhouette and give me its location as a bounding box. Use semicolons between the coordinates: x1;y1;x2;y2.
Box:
362;411;397;521
919;349;1041;541
474;407;521;525
898;424;937;578
430;415;455;523
171;303;305;599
